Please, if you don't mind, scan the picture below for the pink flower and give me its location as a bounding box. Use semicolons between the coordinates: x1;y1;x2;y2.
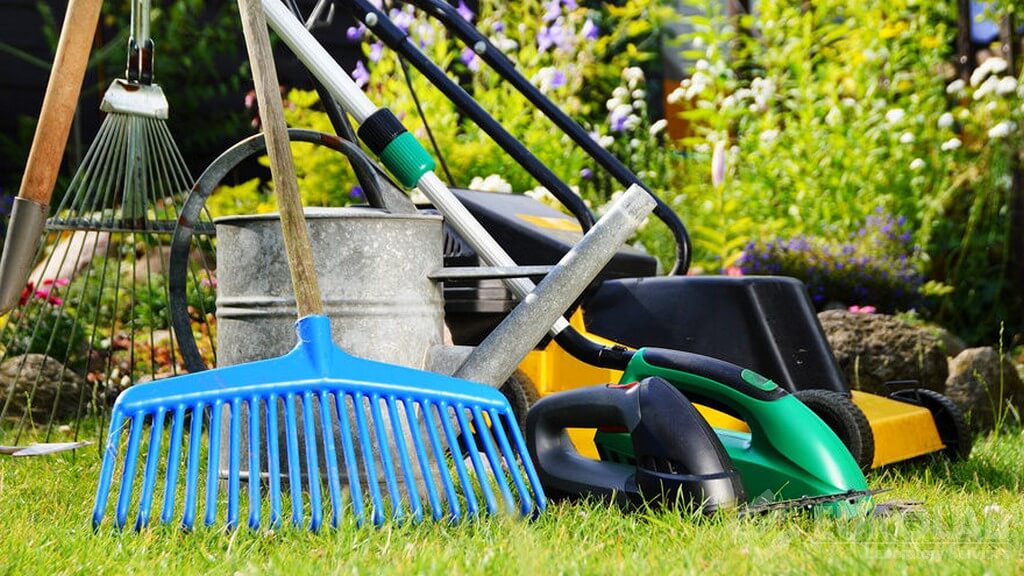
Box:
725;266;743;277
711;141;727;188
848;305;876;314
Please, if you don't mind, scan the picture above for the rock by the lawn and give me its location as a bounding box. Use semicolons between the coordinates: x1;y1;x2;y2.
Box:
0;354;84;421
945;347;1024;429
818;310;948;395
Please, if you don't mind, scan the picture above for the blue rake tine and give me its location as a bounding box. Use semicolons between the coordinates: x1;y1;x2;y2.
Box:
136;407;167;529
421;400;460;521
352;392;385;526
504;411;547;515
436;402;479;519
182;402;206;529
227;398;243;530
160;408;186;524
300;392;323;532
386;396;423;523
488;409;534;516
333;392;365;526
115;411;147;529
93;410;126;528
454;406;498;515
470;407;516;513
402;398;441;521
266;394;282;529
368;394;403;522
318;391;344;529
283;393;304;527
204;400;224;527
248;397;262;530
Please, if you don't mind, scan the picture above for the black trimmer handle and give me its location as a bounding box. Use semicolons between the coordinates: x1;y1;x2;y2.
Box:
526;381;644;503
527;377;745;511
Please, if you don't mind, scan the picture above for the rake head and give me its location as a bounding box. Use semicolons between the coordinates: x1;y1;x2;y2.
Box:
92;315;545;531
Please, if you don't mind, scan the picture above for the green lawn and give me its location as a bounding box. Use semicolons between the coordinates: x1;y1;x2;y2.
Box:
1;428;1022;575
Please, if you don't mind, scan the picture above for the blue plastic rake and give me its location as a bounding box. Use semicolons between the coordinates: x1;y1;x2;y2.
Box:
92;315;546;531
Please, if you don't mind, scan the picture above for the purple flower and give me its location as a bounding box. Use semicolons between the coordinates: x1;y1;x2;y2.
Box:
492;21;505;33
391;8;414;32
580;168;593;180
346;26;364;41
543;0;562;22
537;22;572;52
456;0;474;22
550;69;567;89
460;46;479;71
610;113;628;132
352;61;370;88
369;41;384;63
537;26;554;52
581;18;599;41
350;185;364;200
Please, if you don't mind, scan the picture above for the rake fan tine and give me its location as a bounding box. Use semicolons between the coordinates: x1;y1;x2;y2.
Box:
488;409;533;516
227;398;242;530
93;410;126;528
300;392;323;532
368;394;402;522
386;396;423;523
333;392;364;526
402;398;441;521
504;411;546;515
455;407;497;515
204;400;224;527
352;392;385;526
421;401;460;521
266;394;282;528
161;408;186;524
283;393;303;527
183;402;205;529
136;407;167;529
471;407;515;513
317;391;343;529
115;412;147;529
247;397;262;530
437;402;479;518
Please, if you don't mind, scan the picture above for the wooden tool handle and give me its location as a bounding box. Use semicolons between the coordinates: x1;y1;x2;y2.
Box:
237;0;323;317
17;0;103;206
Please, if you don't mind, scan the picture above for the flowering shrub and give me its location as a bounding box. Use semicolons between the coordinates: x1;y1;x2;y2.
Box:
737;209;924;312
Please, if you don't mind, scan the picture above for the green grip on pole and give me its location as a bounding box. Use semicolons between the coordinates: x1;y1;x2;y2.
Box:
379;132;437;188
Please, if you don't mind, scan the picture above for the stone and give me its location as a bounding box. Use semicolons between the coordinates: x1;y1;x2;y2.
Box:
818;310;949;395
0;354;85;421
945;347;1024;429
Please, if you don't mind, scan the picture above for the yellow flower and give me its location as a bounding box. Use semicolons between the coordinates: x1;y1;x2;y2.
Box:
879;21;908;39
922;36;942;49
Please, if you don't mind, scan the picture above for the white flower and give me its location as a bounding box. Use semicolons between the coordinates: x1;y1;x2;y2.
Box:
468;174;513;193
524;186;559;208
842;97;857;107
983;503;1004;516
629;138;641;148
692;36;705;48
973;76;1000;100
622;114;642;130
760;129;779;144
750;77;775;110
946;78;967;96
937;112;954;129
941;137;962;151
900;132;915;144
494;37;518;52
531;66;565;94
695;59;710;72
623;66;644;87
885;108;906;124
825;107;842;126
721;95;737;110
613;86;630;99
988;120;1015;139
667;87;686;104
598;135;615;148
711;140;727;188
910;158;925;170
649;119;668;135
971;56;1008;86
997;76;1018;95
631;89;646;100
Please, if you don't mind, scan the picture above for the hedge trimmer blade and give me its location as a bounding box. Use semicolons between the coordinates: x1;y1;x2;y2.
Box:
739;489;885;517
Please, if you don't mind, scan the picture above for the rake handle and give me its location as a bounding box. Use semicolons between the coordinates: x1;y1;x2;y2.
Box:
237;0;323;317
18;0;102;205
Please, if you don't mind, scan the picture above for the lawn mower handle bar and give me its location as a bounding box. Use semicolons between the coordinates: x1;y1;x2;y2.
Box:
397;0;692;276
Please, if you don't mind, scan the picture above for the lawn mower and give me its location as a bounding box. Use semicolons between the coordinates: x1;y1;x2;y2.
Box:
374;0;971;471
